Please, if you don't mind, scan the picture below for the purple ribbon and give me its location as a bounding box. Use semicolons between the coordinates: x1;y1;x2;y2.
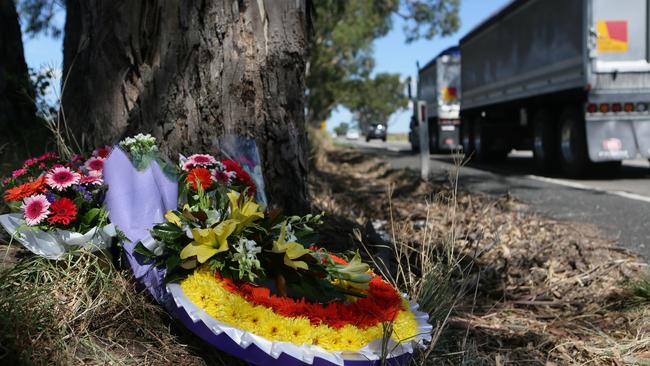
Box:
103;147;176;302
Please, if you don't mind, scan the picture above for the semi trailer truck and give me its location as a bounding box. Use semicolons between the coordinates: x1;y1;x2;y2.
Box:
459;0;650;175
409;46;461;153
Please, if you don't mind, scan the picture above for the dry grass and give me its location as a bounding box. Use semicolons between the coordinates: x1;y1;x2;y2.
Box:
309;145;650;365
0;246;248;365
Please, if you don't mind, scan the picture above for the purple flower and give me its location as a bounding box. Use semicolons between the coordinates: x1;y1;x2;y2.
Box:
44;191;56;203
74;185;93;202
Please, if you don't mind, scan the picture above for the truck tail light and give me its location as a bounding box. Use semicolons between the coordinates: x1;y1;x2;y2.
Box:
624;103;634;112
587;103;598;113
599;103;610;113
637;103;648;112
612;103;622;112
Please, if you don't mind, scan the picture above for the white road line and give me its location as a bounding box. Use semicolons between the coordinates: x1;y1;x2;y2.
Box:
525;175;650;204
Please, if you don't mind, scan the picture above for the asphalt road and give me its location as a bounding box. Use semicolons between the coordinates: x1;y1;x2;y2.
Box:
340;137;650;260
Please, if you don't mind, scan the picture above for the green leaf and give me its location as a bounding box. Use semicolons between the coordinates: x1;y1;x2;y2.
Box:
164;267;193;284
151;222;184;242
133;242;156;261
166;254;180;272
81;208;101;226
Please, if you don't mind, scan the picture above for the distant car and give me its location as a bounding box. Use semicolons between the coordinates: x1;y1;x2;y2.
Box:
366;124;387;142
345;130;360;140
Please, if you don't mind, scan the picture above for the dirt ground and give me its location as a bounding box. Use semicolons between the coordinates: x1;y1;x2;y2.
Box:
310;146;650;365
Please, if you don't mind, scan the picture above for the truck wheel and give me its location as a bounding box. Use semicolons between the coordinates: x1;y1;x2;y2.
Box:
532;110;558;173
472;120;485;159
558;107;591;176
461;119;474;157
429;124;439;153
472;120;508;161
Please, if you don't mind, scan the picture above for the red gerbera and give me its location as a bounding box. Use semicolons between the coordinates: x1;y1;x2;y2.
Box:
186;167;213;190
222;159;256;195
47;197;78;225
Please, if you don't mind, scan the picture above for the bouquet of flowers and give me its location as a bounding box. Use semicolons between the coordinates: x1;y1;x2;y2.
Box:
132;149;431;365
0;148;116;259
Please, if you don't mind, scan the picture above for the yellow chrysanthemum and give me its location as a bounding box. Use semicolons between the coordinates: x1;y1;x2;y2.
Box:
282;316;313;345
179;269;420;352
337;325;366;350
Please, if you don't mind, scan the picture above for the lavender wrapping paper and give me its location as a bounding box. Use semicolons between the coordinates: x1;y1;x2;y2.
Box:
102;145;416;366
103;147;177;302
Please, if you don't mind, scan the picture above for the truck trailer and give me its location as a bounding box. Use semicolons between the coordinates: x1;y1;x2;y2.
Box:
409;46;461;153
459;0;650;175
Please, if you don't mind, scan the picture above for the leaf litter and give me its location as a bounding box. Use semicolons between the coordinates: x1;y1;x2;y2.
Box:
310;147;650;365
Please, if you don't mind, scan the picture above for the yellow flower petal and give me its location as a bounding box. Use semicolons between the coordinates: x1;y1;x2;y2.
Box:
284;256;309;270
285;242;310;260
227;190;264;228
165;210;182;227
213;219;237;252
182;220;237;263
192;227;216;245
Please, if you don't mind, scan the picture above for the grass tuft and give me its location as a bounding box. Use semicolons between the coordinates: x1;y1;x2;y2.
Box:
0;250;209;365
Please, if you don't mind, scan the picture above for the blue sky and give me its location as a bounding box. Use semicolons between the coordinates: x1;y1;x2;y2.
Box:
21;0;511;132
329;0;511;132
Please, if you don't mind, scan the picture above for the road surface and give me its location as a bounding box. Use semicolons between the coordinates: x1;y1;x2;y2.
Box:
341;138;650;260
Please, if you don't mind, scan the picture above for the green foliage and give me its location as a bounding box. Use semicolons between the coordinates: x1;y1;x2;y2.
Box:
333;122;349;136
18;0;64;38
630;274;650;303
342;72;408;130
306;0;460;126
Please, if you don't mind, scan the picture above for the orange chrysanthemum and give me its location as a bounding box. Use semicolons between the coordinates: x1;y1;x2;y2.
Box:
4;176;47;202
186;167;213;190
217;270;403;330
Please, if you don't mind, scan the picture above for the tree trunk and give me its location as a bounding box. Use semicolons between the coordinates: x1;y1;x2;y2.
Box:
0;0;44;170
62;0;310;214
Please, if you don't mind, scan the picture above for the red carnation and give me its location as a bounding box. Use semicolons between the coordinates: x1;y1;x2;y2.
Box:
47;197;78;225
186;167;213;190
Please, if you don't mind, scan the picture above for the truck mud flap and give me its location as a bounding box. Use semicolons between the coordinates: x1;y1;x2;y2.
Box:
585;120;638;162
633;120;650;158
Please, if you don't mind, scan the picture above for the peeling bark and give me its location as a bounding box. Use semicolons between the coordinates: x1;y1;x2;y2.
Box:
62;0;309;213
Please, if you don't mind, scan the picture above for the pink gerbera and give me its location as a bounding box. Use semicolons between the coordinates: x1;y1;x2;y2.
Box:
80;174;103;186
84;157;105;172
182;154;217;171
21;194;51;226
213;169;236;184
11;168;27;178
46;166;81;191
92;146;112;158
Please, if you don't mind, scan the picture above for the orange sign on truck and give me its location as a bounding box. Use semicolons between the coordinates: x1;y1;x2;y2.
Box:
596;20;628;53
